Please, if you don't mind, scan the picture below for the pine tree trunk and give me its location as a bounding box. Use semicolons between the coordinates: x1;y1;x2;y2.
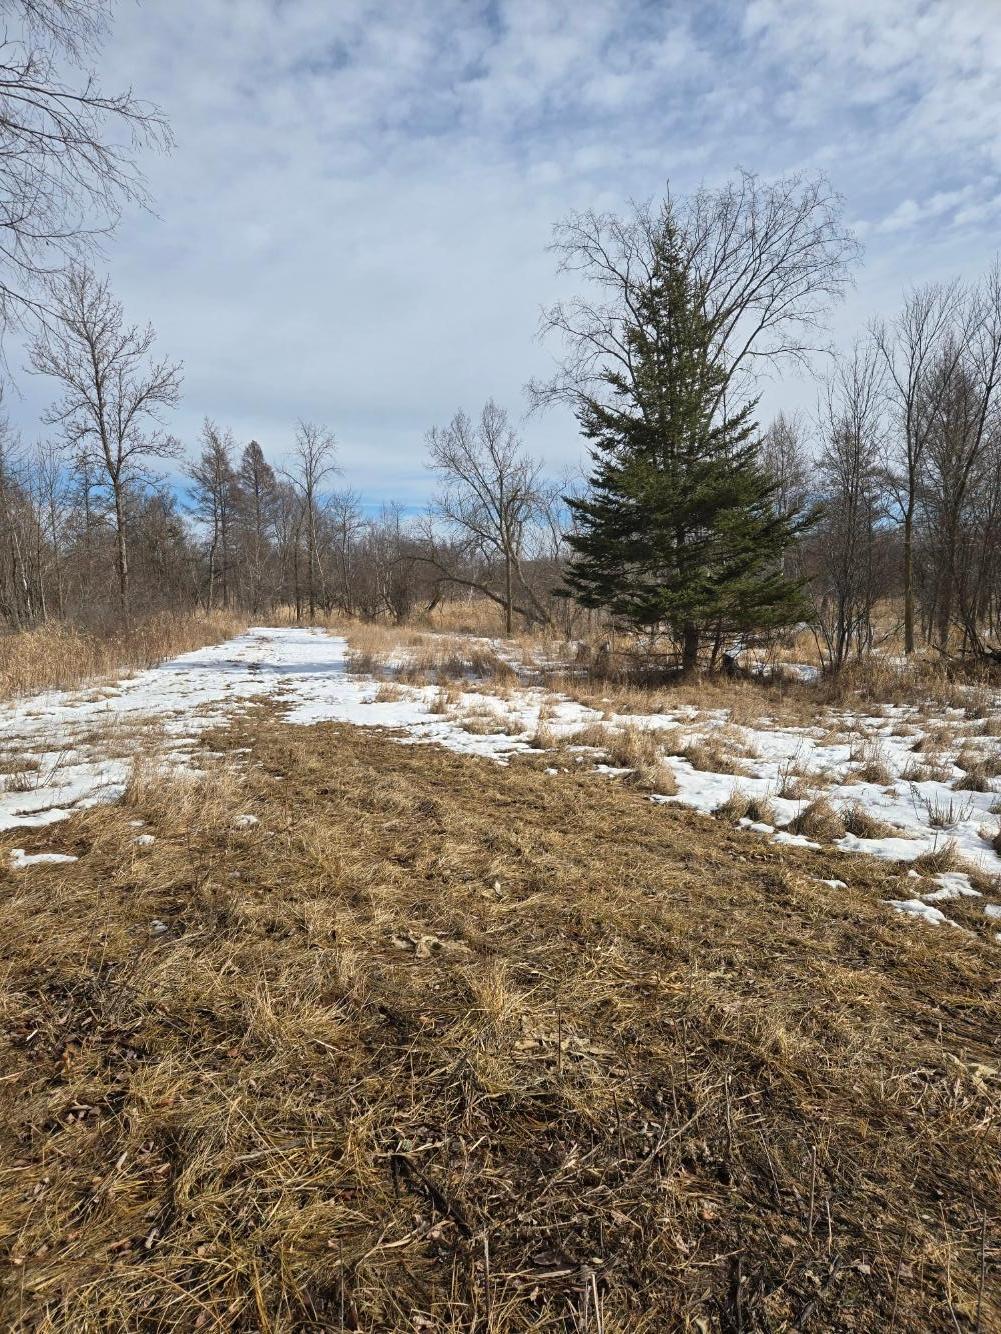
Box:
682;623;699;675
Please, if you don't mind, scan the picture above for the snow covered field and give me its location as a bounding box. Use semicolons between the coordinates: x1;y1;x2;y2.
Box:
2;625;1000;932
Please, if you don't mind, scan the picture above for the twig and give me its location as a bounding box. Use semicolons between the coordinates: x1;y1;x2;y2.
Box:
483;1230;492;1331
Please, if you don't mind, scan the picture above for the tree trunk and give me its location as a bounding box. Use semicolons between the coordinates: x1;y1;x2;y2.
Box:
113;484;129;620
206;528;218;611
903;503;914;656
307;504;317;624
293;539;302;622
504;551;513;635
681;623;699;674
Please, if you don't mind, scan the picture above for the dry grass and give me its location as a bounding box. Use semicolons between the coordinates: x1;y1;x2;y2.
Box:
848;737;894;786
903;756;954;783
0;713;999;1329
921;792;976;830
625;758;678;793
790;796;847;842
715;788;777;826
953;748;1001;794
912;840;965;875
602;724;663;771
564;720;611;750
0;611;250;701
550;722;679;791
953;765;997;794
347;630;522;693
374;681;406;703
1;714;999;1330
457;709;526;738
681;739;752;777
842;802;900;840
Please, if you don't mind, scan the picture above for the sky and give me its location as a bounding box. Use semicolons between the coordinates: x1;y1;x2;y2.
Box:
7;0;1001;508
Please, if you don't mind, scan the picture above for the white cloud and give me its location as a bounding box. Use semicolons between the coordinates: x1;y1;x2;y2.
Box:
7;0;1001;504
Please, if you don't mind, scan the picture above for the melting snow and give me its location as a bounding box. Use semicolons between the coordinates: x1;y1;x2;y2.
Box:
9;848;77;869
1;627;999;929
884;899;954;926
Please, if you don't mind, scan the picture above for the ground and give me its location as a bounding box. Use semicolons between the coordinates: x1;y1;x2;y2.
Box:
0;627;999;1330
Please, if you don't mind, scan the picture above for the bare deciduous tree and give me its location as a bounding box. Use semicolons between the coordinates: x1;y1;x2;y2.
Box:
808;342;888;672
918;266;1001;656
872;281;970;654
236;439;278;614
283;421;338;623
188;419;238;610
29;265;182;614
533;170;859;418
761;411;811;578
424;400;548;633
0;0;171;334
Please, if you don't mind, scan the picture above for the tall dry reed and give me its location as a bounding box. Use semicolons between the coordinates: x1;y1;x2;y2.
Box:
0;610;249;700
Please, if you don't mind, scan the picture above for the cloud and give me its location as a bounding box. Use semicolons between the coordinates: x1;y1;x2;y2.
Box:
7;0;1001;503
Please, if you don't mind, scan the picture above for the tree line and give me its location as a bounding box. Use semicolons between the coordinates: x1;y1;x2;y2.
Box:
2;177;1000;673
1;1;999;670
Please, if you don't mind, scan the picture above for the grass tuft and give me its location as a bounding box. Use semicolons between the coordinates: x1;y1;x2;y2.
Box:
789;796;846;842
842;802;898;840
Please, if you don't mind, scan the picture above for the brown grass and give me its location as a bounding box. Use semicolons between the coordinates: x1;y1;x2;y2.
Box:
715;788;776;826
903;756;954;783
953;765;997;794
625;758;678;794
564;720;611;750
790;796;847;842
1;712;999;1330
602;723;663;771
681;739;752;776
457;709;526;738
842;802;900;840
912;839;964;875
0;611;250;701
848;737;894;786
953;748;1001;794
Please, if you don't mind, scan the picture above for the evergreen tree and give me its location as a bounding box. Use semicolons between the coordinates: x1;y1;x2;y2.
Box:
563;231;815;672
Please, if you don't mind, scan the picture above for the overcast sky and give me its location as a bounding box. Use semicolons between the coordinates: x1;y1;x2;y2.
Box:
9;0;1001;507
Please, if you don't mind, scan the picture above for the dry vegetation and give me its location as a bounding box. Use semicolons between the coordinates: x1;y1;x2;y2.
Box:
0;612;250;701
0;707;999;1331
333;606;1001;733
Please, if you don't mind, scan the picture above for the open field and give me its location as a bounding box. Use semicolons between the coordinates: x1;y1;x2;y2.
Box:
1;624;1000;1329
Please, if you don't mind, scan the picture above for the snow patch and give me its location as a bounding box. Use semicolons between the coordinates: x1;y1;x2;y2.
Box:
884;898;954;926
9;848;77;869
